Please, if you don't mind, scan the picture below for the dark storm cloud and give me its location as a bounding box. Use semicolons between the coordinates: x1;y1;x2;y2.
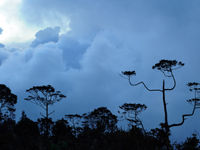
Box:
0;44;5;48
31;27;60;47
0;49;8;64
0;0;198;141
57;34;88;69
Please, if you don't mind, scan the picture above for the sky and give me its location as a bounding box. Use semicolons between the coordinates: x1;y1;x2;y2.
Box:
0;0;200;142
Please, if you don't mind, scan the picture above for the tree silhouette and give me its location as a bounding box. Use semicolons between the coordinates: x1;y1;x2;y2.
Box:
118;103;147;132
52;118;74;149
122;59;191;149
24;85;66;136
65;114;82;136
37;117;54;137
186;82;200;110
150;127;168;149
0;118;16;150
175;134;200;150
16;111;39;137
15;111;40;150
168;82;200;128
0;84;17;121
83;107;117;133
24;85;66;119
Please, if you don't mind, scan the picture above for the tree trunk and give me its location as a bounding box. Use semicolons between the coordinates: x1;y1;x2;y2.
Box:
45;103;49;137
46;103;48;119
162;80;170;149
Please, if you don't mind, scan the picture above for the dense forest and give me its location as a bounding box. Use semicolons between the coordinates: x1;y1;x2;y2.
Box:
0;60;200;150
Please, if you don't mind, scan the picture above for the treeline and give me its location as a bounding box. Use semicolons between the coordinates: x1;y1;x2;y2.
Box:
0;106;199;150
0;59;200;150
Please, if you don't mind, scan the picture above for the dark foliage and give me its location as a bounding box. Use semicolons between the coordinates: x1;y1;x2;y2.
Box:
0;84;17;120
15;111;40;150
82;107;118;134
152;59;184;72
37;117;54;137
0;106;199;150
122;71;136;76
0;119;16;150
175;134;200;150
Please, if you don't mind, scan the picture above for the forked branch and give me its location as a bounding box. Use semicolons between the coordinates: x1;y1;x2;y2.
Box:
165;71;176;91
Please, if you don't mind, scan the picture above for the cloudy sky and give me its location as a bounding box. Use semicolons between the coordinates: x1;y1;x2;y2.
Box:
0;0;200;141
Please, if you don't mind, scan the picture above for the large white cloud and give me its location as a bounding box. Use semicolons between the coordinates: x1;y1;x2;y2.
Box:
0;26;197;142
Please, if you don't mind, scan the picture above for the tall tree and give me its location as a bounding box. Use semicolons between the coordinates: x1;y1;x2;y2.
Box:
25;85;66;119
0;84;17;120
118;103;147;132
24;85;66;136
122;59;194;149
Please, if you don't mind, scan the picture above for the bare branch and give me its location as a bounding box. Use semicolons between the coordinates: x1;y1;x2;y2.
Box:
169;102;196;128
48;110;55;116
40;112;45;118
128;76;162;92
